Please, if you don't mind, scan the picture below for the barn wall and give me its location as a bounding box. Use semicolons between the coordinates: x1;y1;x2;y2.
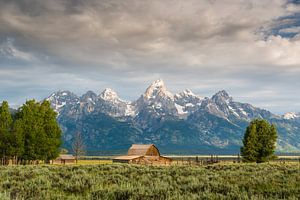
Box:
64;159;75;164
113;144;171;165
52;159;75;164
159;157;172;164
146;146;160;156
52;160;62;164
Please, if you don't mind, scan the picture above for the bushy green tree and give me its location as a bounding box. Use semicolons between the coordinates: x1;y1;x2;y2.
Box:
16;100;40;161
0;99;62;164
16;100;62;163
10;119;25;163
40;100;62;162
0;101;13;164
241;119;277;163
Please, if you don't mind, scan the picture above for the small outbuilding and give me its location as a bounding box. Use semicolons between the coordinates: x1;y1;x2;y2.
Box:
52;154;75;165
113;144;172;165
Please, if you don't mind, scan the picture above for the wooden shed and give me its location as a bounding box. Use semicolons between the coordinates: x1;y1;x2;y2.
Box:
52;154;75;165
113;144;172;165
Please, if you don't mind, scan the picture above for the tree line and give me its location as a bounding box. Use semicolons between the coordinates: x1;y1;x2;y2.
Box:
0;100;61;165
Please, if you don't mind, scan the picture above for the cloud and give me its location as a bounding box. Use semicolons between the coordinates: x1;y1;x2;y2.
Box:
0;0;300;113
0;37;34;61
279;26;300;33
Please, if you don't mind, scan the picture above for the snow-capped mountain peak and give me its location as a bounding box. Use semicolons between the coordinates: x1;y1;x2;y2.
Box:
182;89;194;96
100;88;120;101
174;89;204;115
283;112;299;120
80;91;98;110
175;89;202;99
47;90;73;99
212;90;232;103
46;90;79;115
150;79;165;88
81;91;97;100
46;90;77;102
98;88;135;117
143;79;173;100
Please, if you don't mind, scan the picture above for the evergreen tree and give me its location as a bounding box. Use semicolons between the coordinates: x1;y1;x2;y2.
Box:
241;119;277;163
241;123;258;162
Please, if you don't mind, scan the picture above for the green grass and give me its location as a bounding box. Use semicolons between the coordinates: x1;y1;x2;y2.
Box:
0;163;299;199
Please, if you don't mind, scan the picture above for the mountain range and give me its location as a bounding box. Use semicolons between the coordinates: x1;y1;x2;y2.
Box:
46;79;300;155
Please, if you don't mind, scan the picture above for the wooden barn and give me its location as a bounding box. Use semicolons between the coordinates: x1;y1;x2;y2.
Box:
113;144;172;165
52;154;75;165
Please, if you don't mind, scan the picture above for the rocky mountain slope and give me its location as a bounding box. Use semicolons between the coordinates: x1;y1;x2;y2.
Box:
46;80;300;155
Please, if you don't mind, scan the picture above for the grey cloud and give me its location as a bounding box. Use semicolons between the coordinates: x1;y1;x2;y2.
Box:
0;0;300;113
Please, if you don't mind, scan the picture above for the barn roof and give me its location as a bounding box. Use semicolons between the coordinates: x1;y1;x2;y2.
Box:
127;144;160;156
113;155;143;160
58;154;75;160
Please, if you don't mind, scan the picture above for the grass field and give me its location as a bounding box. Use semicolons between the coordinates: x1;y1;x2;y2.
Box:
76;160;112;165
0;163;299;200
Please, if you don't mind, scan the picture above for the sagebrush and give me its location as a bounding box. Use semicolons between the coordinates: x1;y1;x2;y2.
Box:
0;163;299;200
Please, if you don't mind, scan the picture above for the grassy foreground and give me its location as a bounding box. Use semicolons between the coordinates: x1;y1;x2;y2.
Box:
0;163;299;200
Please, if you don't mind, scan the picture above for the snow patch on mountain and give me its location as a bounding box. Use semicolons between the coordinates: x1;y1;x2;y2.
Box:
283;112;299;120
46;90;79;115
175;103;187;115
100;88;121;102
174;89;203;114
125;104;136;116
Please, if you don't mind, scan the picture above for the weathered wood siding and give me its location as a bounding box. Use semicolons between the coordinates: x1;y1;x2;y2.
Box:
146;145;160;156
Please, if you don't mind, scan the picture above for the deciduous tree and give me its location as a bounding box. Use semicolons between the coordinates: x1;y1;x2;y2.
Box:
15;100;62;163
0;101;13;164
72;131;85;163
241;119;277;163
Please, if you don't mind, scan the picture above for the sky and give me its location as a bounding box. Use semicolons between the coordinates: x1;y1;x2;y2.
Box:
0;0;300;114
